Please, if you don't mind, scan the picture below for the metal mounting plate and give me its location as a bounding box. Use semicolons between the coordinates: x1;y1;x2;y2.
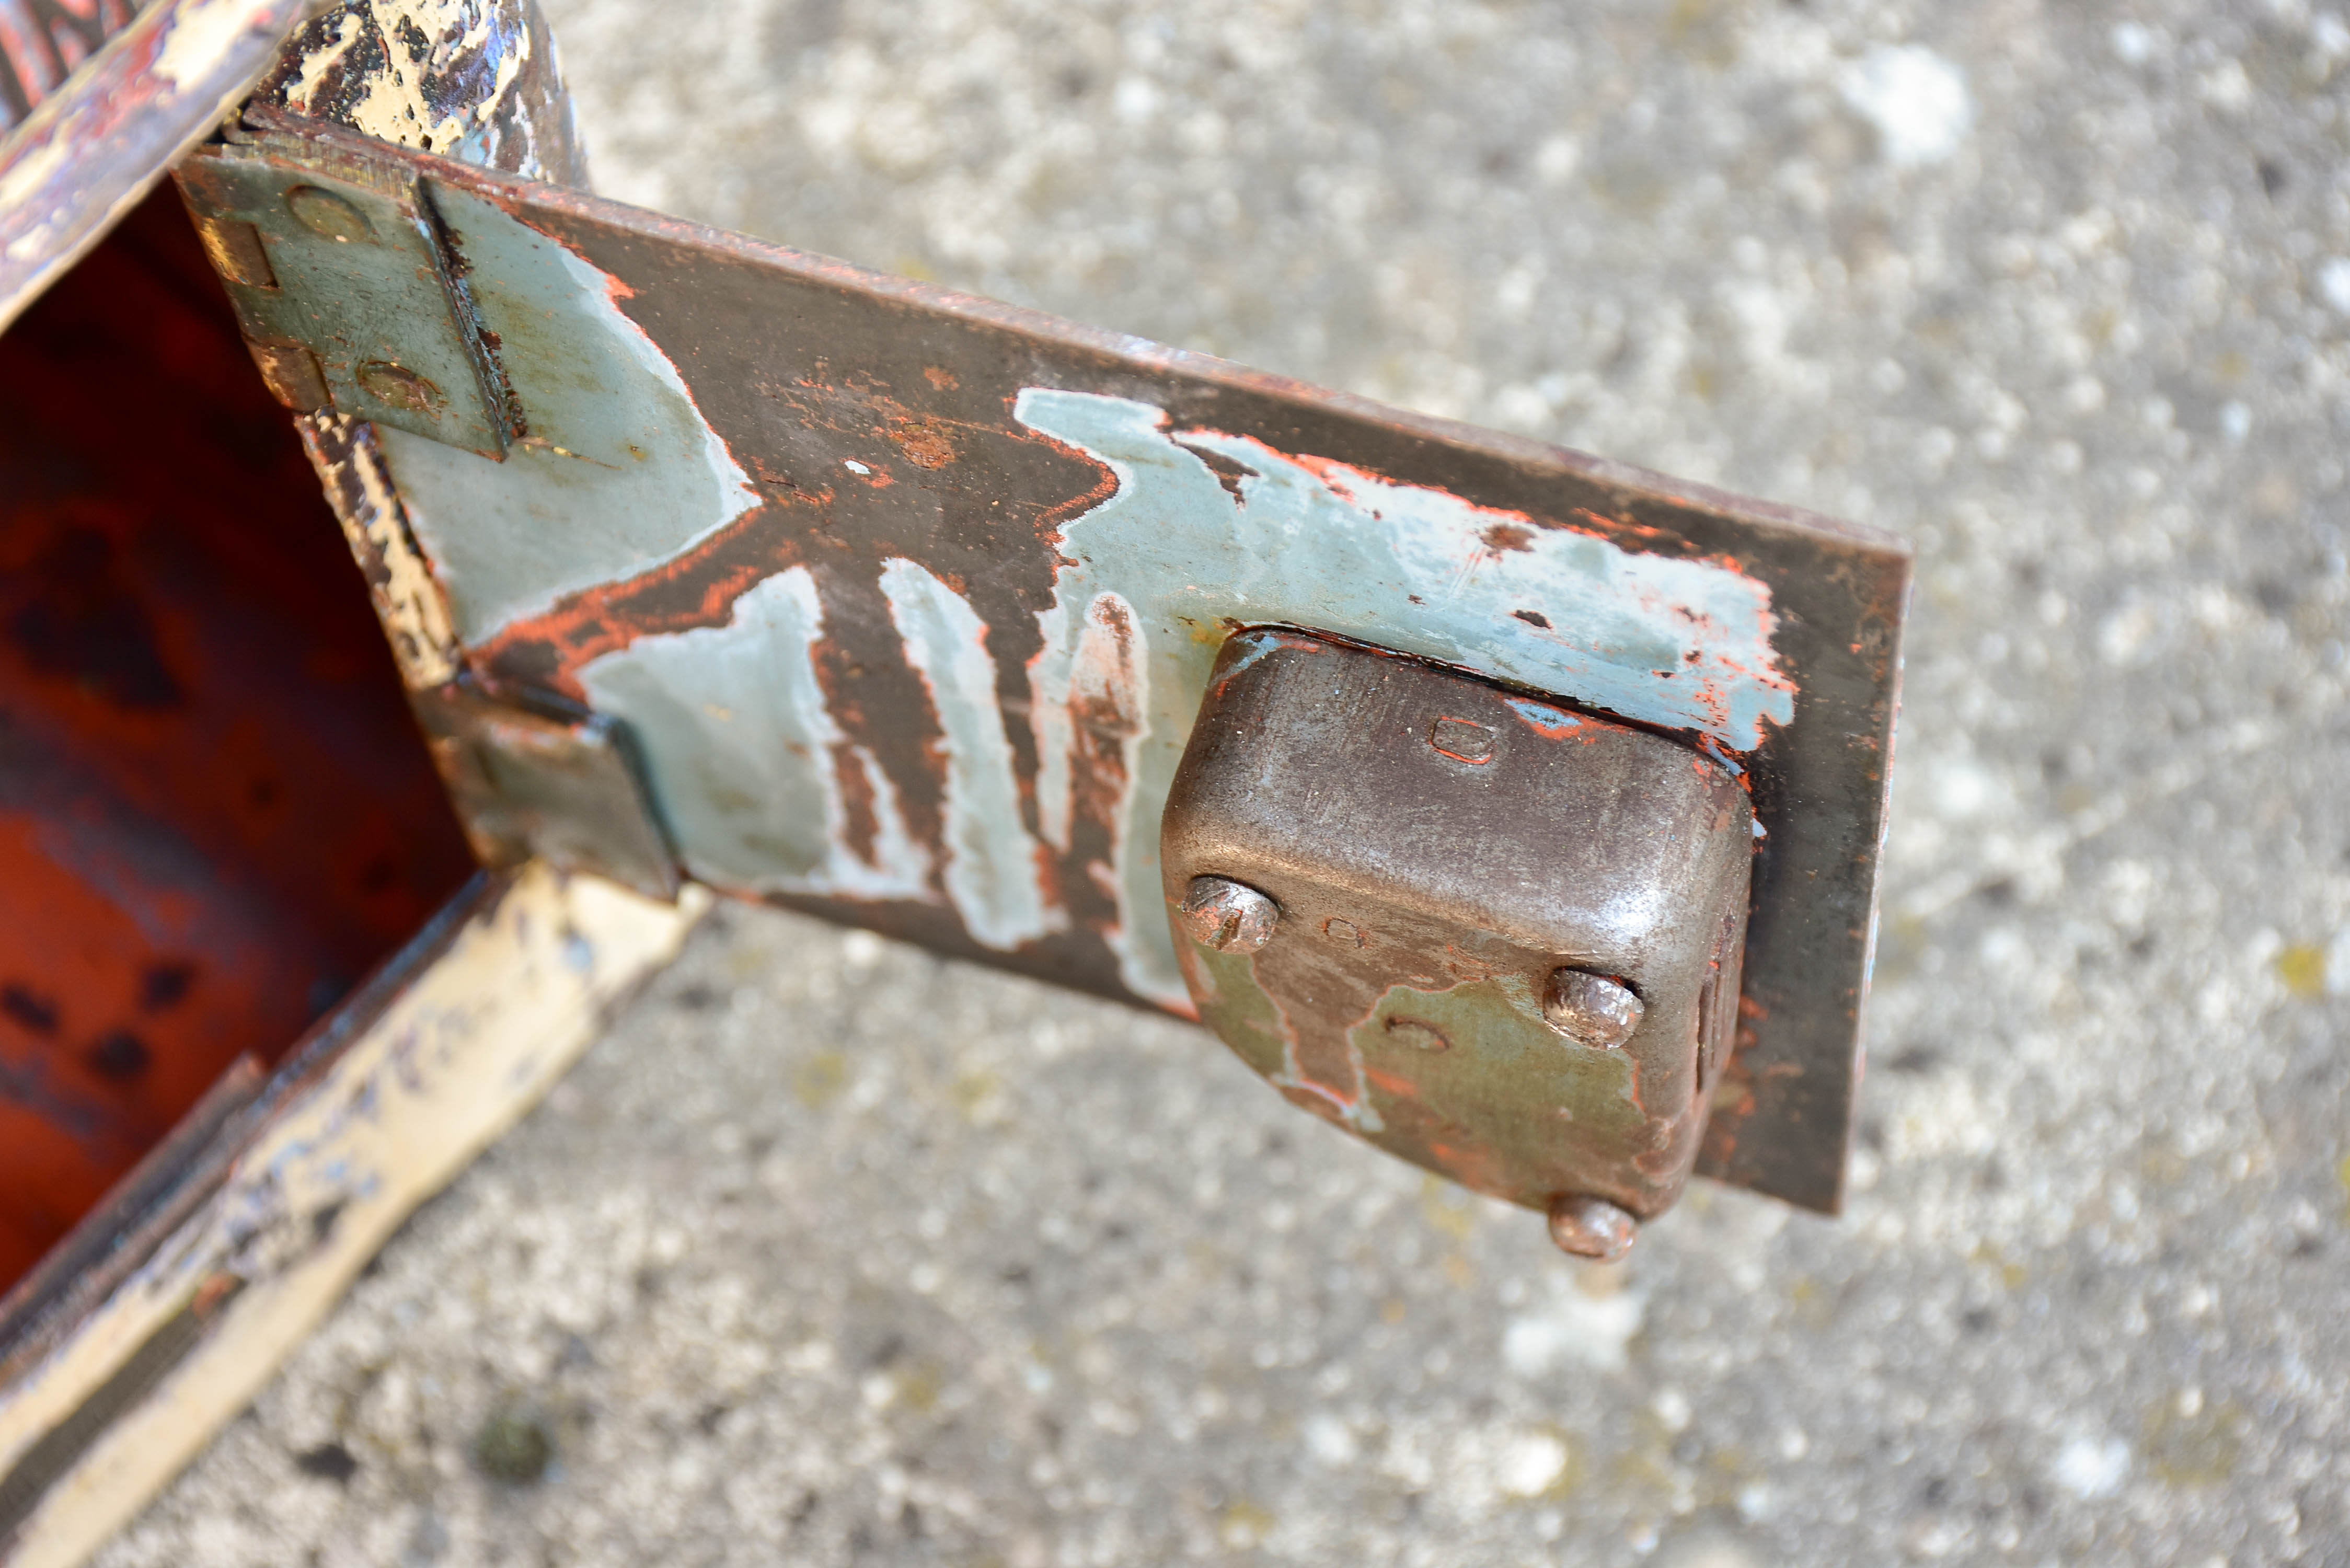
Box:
192;117;1910;1214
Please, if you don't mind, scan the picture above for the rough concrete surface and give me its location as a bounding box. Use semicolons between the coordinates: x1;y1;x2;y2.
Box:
93;0;2350;1563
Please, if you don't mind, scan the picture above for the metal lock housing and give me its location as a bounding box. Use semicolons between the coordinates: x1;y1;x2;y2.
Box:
1161;629;1753;1255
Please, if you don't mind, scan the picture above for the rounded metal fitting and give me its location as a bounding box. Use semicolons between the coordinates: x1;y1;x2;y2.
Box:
1180;876;1279;954
356;361;443;414
1541;968;1644;1050
285;185;373;244
1546;1194;1638;1261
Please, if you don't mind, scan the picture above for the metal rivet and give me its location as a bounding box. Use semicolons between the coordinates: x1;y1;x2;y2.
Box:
285;185;373;243
1541;968;1643;1049
1547;1194;1638;1261
1180;876;1278;954
356;361;443;414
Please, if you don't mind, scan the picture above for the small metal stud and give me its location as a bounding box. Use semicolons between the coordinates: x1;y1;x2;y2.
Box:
285;185;373;244
1179;876;1278;954
356;361;443;414
1547;1194;1637;1261
1541;968;1643;1050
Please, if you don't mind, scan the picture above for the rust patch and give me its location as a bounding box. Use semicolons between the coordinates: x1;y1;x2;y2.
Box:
809;567;952;901
831;741;882;870
4;527;184;713
889;419;957;470
1171;436;1256;506
1061;593;1143;944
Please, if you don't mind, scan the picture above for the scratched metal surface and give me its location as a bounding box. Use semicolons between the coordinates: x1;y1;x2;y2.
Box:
100;0;2350;1564
1164;631;1754;1223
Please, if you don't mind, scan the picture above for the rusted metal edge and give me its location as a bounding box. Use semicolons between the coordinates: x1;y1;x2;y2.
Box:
292;411;462;688
410;679;682;901
0;1275;242;1548
0;1062;264;1398
0;866;709;1568
0;0;313;333
0;872;494;1396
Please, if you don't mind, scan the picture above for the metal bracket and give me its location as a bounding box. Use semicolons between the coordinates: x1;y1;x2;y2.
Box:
176;127;511;457
1164;630;1752;1256
410;682;678;901
179;114;1910;1216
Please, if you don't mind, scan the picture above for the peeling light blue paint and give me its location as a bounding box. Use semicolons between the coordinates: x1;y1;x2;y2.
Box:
1015;388;1793;1004
1503;696;1582;733
382;187;758;642
513;382;1783;987
1027;588;1152;981
579;568;931;900
879;559;1059;950
1029;593;1143;857
1027;584;1173;1001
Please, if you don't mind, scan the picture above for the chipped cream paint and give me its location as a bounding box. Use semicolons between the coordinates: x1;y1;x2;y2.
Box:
0;124;70;215
878;558;1059;950
384;184;758;642
299;413;460;689
268;1;529;158
1016;387;1792;1003
0;866;706;1568
579;568;933;901
151;0;283;88
277;5;365;105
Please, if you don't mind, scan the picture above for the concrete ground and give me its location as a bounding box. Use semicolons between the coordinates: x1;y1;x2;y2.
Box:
93;0;2350;1563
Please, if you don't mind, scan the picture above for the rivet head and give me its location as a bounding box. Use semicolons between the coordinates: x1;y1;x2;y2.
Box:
1547;1194;1638;1261
1541;968;1643;1049
1180;876;1278;954
356;361;442;414
285;185;373;243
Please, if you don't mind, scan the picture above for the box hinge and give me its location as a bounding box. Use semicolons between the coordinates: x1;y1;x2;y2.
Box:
411;682;681;901
175;126;513;458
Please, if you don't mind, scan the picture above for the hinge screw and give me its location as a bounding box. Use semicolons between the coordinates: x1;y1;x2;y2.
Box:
286;185;373;244
358;361;444;414
1547;1194;1638;1261
1180;876;1278;954
1542;969;1643;1049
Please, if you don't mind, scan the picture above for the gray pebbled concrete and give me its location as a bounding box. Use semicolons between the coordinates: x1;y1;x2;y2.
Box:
96;0;2350;1563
